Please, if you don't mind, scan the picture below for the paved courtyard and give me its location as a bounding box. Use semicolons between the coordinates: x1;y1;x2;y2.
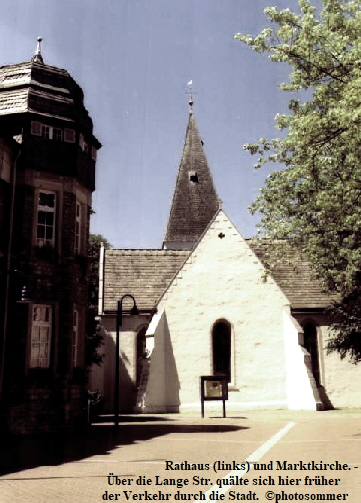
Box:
0;409;360;503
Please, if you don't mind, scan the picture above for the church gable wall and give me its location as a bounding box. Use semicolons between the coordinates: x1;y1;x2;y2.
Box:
147;211;292;412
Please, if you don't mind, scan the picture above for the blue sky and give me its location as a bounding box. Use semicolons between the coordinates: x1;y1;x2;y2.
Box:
1;0;307;248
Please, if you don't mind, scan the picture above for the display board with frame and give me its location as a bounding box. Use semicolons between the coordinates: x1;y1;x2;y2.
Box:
200;375;228;418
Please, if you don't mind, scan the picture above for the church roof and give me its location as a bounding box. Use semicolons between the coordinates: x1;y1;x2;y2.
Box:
249;240;334;310
101;101;332;314
102;240;333;314
163;108;219;248
102;249;189;312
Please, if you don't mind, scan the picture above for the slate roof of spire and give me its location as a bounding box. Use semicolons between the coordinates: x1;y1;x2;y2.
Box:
163;108;219;248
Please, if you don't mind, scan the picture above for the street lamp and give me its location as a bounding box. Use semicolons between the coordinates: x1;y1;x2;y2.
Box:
114;294;139;428
0;269;32;406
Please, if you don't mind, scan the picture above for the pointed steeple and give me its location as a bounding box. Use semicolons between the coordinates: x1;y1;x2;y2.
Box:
163;105;220;250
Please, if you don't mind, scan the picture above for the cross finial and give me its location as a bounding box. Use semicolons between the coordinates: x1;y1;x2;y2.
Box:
32;37;44;64
186;79;195;113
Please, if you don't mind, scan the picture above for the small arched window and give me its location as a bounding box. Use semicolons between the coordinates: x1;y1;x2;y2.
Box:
212;320;231;382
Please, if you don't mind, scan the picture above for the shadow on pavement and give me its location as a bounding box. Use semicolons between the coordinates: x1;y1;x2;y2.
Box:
0;415;248;476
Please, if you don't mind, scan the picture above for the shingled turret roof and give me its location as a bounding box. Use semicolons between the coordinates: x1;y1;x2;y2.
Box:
163;105;219;249
0;38;100;148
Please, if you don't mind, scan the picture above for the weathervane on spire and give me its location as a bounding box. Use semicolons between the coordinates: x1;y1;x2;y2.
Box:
32;37;44;64
186;79;196;113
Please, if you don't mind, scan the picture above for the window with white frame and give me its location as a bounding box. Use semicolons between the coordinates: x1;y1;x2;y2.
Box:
31;121;72;142
36;191;56;248
30;305;52;368
41;124;51;139
73;309;79;367
75;202;81;254
79;133;89;153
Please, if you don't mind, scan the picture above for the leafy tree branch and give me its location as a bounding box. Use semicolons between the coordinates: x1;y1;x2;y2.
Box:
235;0;361;361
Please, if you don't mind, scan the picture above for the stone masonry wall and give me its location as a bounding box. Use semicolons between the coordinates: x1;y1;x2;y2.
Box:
3;178;91;433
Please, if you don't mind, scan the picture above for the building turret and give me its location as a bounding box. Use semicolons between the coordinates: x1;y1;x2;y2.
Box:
0;40;100;433
0;38;100;191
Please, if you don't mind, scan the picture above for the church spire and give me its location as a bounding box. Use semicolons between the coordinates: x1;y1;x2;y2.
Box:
163;101;220;250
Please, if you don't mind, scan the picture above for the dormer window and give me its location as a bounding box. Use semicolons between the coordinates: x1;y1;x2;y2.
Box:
189;171;198;183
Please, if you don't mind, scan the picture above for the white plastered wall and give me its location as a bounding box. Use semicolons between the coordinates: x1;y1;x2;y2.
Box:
283;311;320;410
143;210;317;413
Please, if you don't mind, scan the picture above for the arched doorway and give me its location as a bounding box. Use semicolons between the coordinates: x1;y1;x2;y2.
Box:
136;327;147;387
212;320;231;382
303;322;320;386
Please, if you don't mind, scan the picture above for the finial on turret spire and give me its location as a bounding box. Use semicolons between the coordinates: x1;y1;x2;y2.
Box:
187;79;194;113
32;37;44;64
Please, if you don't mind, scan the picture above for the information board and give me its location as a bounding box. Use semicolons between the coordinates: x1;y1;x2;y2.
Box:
200;375;228;417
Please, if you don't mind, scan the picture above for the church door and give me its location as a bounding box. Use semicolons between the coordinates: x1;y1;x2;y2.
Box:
303;322;320;386
136;327;147;387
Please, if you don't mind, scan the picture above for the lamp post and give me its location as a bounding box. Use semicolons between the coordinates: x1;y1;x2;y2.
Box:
114;294;139;428
1;145;21;406
0;268;31;407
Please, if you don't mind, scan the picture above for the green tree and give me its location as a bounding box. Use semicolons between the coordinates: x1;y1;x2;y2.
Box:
86;234;112;367
235;0;361;361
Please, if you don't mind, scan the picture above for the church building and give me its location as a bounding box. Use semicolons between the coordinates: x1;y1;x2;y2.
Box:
93;97;361;415
0;40;100;433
